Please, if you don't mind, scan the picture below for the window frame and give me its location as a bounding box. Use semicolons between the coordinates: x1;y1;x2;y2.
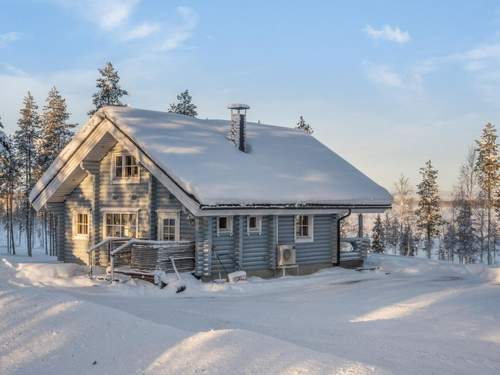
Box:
72;210;90;240
294;215;314;243
111;152;141;184
157;210;181;241
247;215;262;235
216;216;233;236
102;210;139;239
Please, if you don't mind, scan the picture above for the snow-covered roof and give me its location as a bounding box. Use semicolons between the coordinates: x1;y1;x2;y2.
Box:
30;106;392;213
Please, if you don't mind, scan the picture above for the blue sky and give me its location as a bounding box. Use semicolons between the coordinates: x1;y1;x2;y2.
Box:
1;0;500;192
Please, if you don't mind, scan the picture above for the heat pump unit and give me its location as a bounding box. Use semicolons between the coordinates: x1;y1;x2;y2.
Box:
277;245;296;266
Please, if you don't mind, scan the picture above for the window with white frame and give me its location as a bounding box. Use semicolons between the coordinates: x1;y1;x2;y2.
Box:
73;211;89;239
104;213;137;238
217;216;233;235
157;211;180;241
295;215;314;242
113;154;139;180
247;215;262;235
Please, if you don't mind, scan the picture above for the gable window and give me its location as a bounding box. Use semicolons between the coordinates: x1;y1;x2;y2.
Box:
247;216;262;235
295;215;314;242
113;154;139;181
104;213;137;238
73;211;89;239
157;211;180;241
217;216;233;236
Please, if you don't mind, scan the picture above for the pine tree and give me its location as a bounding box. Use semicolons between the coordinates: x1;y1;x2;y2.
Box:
14;92;41;256
0;129;18;255
415;160;442;258
443;222;457;262
295;115;313;134
0;116;6;150
475;122;499;264
88;62;128;116
38;87;75;173
371;214;385;253
168;90;198;117
455;199;476;263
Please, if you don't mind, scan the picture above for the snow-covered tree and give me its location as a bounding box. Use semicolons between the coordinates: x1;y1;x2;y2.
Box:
14;92;41;256
295;115;313;135
371;214;385;253
393;175;414;226
168;90;198;117
400;223;416;256
443;222;457;262
455;198;476;263
383;214;399;252
0;128;18;255
475;122;499;264
38;87;75;173
392;175;415;254
415;160;442;257
88;62;128;116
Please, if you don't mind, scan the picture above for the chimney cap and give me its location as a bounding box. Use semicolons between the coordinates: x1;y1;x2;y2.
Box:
227;103;250;110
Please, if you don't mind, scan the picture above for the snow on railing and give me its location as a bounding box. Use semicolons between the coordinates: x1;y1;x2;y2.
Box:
109;239;195;282
87;237;129;279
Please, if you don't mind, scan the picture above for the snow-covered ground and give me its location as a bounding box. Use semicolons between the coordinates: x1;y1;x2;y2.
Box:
1;254;500;374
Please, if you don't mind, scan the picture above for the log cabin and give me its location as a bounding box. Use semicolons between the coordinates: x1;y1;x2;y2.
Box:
29;105;392;280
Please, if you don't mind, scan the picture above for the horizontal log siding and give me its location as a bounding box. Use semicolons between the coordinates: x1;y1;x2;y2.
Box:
242;216;271;271
64;174;93;264
278;215;335;265
98;143;150;239
154;179;194;241
46;202;65;262
194;217;209;276
211;217;237;275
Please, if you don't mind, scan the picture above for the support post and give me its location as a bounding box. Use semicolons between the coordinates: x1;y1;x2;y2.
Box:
358;214;364;238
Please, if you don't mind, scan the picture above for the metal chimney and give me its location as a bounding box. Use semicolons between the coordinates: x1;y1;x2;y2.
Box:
228;103;250;152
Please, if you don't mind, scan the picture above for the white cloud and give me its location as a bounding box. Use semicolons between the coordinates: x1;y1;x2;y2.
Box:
365;64;403;87
53;0;140;31
364;25;411;44
364;63;425;91
0;32;22;48
160;7;198;51
123;22;161;41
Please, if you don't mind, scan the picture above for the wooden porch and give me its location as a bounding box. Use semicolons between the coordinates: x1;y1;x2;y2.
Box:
87;238;196;281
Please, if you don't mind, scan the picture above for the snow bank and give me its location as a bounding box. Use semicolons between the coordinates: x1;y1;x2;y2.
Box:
15;261;95;288
1;259;387;374
367;254;500;284
105;265;383;298
147;328;387;374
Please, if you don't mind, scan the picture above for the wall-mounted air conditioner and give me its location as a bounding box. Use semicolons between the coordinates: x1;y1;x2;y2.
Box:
277;245;296;267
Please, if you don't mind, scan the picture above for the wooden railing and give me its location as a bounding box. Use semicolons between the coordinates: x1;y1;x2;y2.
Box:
87;237;130;278
108;239;195;282
340;237;370;261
